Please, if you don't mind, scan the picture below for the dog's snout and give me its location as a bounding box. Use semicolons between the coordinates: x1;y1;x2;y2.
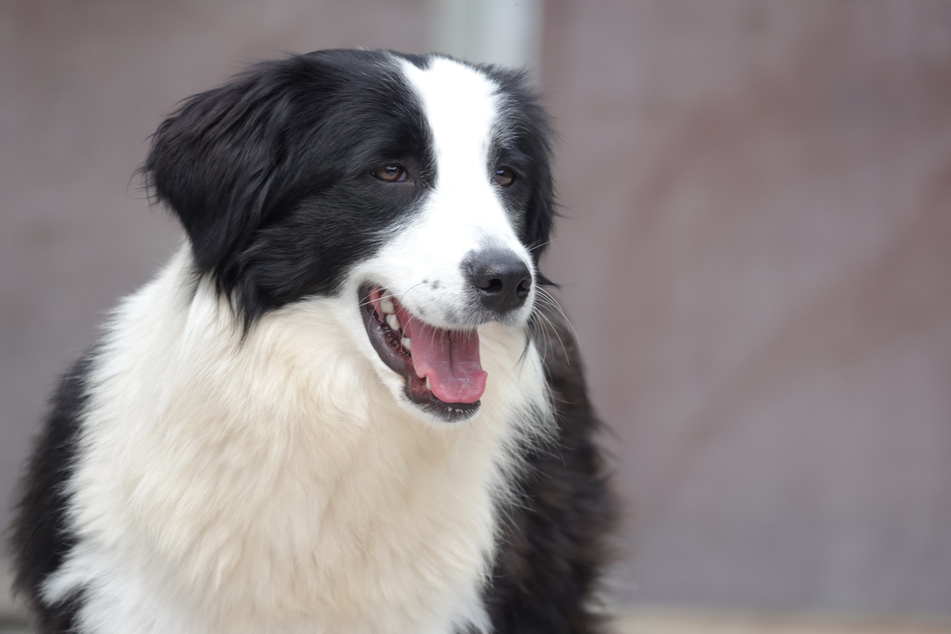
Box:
465;250;532;315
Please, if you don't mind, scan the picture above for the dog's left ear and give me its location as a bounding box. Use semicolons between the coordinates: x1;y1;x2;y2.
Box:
144;63;292;275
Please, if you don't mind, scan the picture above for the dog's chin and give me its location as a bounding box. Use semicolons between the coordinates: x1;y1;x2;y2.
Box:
359;284;486;424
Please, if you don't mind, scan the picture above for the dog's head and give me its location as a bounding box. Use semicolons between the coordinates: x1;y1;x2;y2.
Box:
145;50;555;422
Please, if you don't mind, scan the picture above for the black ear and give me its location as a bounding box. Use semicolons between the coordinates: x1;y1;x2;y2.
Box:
144;63;293;274
525;161;557;269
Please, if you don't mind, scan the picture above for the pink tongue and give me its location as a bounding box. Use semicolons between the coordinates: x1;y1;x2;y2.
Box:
403;318;487;404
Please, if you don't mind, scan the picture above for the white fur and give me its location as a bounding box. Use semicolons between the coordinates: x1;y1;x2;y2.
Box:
43;56;552;634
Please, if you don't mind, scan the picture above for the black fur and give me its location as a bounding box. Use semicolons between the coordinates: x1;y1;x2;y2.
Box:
10;354;94;634
479;65;558;272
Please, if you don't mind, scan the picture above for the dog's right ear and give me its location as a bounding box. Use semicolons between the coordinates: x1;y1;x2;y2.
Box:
143;63;293;275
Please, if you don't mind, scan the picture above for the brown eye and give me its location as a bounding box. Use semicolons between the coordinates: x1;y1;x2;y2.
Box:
493;167;516;187
375;165;408;182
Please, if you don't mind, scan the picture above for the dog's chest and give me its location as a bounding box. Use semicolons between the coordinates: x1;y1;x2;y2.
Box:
186;420;502;633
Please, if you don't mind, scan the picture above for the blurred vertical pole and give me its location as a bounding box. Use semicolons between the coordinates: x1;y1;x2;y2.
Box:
428;0;543;74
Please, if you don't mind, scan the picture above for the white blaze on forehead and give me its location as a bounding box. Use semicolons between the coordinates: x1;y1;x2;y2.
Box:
399;56;500;185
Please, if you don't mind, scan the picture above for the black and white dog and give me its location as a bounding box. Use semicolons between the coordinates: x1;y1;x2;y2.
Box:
11;50;614;634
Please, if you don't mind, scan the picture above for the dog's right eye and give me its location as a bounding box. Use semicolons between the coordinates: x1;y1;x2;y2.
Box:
374;165;408;183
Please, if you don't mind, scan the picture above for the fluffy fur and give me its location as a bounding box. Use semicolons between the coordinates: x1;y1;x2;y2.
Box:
10;50;615;634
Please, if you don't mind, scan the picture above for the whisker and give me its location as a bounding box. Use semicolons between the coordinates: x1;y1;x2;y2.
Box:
526;236;562;254
397;283;425;306
535;287;580;344
532;306;569;362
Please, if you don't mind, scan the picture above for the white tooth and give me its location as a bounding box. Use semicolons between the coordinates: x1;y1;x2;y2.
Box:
386;314;400;332
381;297;395;314
401;337;412;351
425;376;432;391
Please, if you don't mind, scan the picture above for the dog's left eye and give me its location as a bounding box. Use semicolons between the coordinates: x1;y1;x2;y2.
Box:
374;165;408;183
493;167;516;187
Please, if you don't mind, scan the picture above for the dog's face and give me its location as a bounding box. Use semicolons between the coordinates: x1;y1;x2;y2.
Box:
145;50;555;422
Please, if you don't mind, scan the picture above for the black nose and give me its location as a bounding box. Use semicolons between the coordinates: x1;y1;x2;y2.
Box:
465;249;532;315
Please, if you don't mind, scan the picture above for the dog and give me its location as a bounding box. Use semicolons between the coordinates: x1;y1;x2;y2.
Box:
11;49;615;634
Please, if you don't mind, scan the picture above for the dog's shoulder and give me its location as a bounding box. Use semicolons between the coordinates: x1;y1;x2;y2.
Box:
483;298;618;633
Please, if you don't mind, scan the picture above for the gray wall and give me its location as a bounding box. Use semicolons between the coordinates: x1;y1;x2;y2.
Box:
2;0;950;618
541;0;951;615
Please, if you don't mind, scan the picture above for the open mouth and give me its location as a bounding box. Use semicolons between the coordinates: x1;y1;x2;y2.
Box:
360;284;487;422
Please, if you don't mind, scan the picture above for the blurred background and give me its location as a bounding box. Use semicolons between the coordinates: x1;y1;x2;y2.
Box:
2;1;950;632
